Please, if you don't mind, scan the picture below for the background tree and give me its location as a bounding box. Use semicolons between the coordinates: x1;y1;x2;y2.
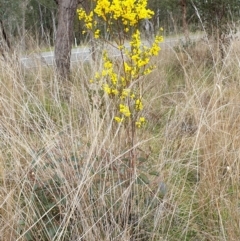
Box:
148;0;197;38
180;0;189;42
0;0;58;51
0;0;21;48
193;0;240;58
26;0;58;46
0;19;10;57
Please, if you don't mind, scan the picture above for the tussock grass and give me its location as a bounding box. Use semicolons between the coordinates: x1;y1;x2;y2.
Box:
1;38;240;241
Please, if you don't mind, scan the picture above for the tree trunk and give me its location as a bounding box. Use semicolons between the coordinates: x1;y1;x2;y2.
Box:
21;1;29;52
54;0;78;80
51;10;57;42
38;3;44;41
0;20;10;58
168;11;178;36
180;0;190;43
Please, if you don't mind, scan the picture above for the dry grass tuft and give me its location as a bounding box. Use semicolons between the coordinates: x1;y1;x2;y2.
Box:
0;38;240;240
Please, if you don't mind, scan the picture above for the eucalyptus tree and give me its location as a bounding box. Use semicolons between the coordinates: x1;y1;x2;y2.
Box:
148;0;181;34
148;0;196;40
0;20;10;57
193;0;240;58
0;0;58;52
180;0;189;42
0;0;25;48
26;0;58;45
54;0;79;80
193;0;240;37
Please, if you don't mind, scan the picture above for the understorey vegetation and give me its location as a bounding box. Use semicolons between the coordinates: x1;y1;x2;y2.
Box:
1;1;240;240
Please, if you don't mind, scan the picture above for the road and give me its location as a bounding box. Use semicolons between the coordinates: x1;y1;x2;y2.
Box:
20;47;91;68
20;35;202;68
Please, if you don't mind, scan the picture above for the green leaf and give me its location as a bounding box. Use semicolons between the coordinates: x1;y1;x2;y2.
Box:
33;184;40;191
52;173;64;185
60;197;67;205
71;155;79;162
149;170;159;176
47;226;58;239
57;158;64;163
137;173;150;185
45;202;56;210
25;231;34;241
18;220;25;226
138;157;147;162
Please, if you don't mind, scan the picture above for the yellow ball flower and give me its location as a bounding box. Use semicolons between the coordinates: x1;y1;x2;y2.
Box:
94;29;100;39
119;104;131;117
114;116;124;123
135;99;143;111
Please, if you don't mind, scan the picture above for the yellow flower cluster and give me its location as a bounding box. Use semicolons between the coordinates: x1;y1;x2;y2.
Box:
77;0;163;129
103;84;119;95
119;104;131;117
77;9;94;30
94;0;154;26
114;104;131;123
149;36;164;55
94;29;100;39
78;0;155;36
135;117;146;128
102;53;118;85
135;99;143;111
93;50;146;124
123;30;163;78
120;89;130;99
114;116;124;123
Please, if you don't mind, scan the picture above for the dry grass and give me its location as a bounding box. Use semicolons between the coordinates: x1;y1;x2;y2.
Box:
0;37;240;241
